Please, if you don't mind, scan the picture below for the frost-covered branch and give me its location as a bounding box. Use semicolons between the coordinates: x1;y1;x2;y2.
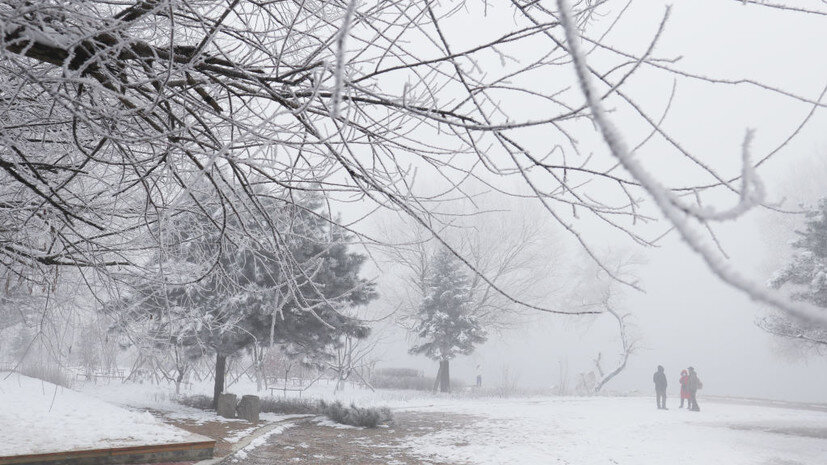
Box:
557;0;827;326
593;302;636;392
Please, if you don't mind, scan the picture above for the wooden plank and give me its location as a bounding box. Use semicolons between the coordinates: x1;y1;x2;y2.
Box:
0;440;215;465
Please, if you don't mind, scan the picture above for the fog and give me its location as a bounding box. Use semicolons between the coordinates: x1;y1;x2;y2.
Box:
351;0;827;404
362;185;827;403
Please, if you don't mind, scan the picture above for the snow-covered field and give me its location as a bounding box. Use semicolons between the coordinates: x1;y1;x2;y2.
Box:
75;378;827;465
400;397;827;465
0;372;200;456
4;375;825;464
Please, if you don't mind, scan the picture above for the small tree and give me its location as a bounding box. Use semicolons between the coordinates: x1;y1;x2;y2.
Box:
765;199;827;352
410;248;487;392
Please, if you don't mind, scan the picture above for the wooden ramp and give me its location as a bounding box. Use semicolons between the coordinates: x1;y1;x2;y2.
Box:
0;438;215;465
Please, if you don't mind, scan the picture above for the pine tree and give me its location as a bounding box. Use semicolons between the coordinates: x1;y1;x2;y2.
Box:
766;199;827;351
108;193;376;406
409;248;487;392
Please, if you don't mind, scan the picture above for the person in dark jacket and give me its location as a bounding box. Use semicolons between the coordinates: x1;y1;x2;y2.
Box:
653;365;668;410
687;366;701;411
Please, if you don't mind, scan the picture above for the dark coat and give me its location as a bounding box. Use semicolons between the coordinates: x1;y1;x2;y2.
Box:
687;371;700;392
653;371;667;391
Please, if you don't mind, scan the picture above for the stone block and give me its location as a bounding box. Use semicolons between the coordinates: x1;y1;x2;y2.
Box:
237;394;260;423
216;393;237;419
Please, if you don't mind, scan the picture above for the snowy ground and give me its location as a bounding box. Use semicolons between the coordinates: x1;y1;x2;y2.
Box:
6;375;825;464
398;397;827;465
0;372;199;456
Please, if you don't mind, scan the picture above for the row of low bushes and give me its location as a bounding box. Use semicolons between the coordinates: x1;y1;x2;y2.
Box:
370;368;466;392
370;372;435;391
178;394;392;428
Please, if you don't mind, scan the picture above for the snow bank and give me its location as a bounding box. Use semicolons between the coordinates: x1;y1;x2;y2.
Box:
0;372;194;456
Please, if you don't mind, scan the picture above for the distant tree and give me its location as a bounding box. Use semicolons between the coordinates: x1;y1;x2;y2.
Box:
567;249;642;393
108;194;376;406
383;198;566;328
765;199;827;353
410;248;487;393
592;302;637;393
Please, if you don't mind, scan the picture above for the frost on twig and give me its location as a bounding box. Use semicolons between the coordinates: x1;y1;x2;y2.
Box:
331;0;358;119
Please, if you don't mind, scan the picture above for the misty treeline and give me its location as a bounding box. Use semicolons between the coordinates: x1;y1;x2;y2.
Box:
1;0;825;398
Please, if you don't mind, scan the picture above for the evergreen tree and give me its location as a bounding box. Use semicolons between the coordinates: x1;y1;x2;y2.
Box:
766;199;827;352
410;248;487;392
108;193;376;406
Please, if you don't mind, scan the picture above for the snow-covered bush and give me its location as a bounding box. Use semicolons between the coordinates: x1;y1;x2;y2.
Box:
318;400;391;428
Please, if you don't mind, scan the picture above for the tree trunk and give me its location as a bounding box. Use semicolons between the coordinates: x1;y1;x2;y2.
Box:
175;371;183;396
212;353;227;410
439;359;450;393
254;347;264;392
335;373;346;392
594;304;634;393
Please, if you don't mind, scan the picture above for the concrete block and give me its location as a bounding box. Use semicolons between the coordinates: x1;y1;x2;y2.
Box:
216;393;237;419
237;395;260;423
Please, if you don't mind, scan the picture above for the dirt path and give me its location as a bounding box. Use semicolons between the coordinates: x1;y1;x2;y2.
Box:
145;409;260;458
220;411;479;465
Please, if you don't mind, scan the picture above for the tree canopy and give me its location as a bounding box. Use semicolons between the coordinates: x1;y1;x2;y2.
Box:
109;193;376;362
0;0;825;326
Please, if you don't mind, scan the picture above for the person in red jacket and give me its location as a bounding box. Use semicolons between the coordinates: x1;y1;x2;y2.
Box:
679;369;690;408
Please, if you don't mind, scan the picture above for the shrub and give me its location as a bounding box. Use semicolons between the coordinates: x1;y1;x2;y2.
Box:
259;396;318;415
178;394;213;410
318;400;391;428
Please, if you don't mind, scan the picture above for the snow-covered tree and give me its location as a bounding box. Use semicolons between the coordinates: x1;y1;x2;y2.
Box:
765;199;827;353
410;248;487;392
108;193;376;406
